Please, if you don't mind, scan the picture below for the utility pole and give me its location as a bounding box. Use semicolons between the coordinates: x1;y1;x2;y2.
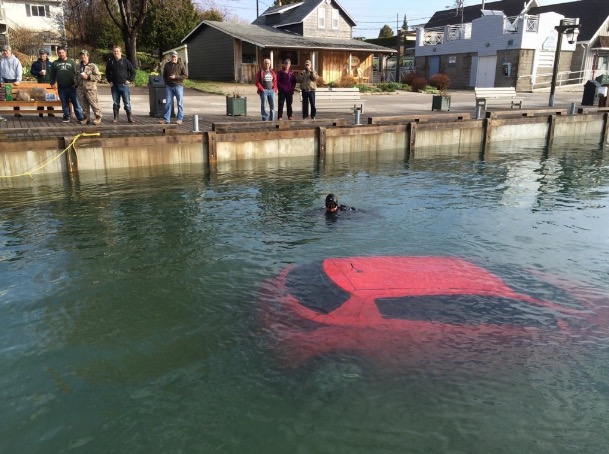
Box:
396;14;399;83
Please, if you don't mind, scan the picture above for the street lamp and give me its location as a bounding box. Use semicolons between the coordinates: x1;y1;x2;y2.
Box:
549;18;580;107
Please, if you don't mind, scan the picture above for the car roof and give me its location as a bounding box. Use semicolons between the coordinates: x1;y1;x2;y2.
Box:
323;256;516;296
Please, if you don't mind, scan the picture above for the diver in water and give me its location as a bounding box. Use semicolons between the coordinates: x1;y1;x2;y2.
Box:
325;193;356;215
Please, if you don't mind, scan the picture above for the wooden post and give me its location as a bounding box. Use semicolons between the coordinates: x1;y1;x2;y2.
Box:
546;114;556;149
207;131;217;171
408;122;417;155
602;112;609;148
63;136;79;174
317;126;326;162
482;118;492;153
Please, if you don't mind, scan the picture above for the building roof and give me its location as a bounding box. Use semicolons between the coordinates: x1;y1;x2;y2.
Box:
425;0;537;28
529;0;609;42
182;21;395;53
252;0;356;28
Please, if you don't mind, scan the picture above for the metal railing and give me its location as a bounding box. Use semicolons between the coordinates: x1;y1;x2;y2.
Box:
423;27;444;45
518;69;587;90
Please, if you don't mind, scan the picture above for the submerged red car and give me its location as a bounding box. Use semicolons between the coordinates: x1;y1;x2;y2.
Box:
258;256;601;370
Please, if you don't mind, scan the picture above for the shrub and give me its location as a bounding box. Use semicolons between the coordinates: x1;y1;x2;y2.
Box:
316;76;327;87
429;73;451;92
410;76;428;92
134;69;151;86
402;72;423;85
337;75;358;88
376;82;402;92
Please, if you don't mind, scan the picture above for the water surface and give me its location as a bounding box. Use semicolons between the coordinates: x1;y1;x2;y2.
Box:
1;143;608;453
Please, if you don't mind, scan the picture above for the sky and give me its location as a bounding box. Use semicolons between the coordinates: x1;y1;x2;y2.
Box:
218;0;578;39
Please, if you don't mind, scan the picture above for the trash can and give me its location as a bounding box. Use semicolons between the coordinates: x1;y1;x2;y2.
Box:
596;75;609;107
148;75;166;118
581;80;601;106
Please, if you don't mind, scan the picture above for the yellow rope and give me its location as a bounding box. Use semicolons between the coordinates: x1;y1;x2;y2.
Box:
0;132;101;179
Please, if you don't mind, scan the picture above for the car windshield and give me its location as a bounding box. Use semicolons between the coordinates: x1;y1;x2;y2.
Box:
375;295;562;328
285;261;350;314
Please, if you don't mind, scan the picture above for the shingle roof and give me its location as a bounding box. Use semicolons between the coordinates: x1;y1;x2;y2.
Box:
252;0;356;28
529;0;609;42
425;0;533;28
183;21;394;53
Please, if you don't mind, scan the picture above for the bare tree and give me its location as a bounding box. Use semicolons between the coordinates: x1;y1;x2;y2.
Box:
7;25;46;57
102;0;149;68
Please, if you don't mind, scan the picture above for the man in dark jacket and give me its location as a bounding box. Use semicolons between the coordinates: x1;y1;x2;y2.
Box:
105;45;136;123
160;51;187;125
31;49;53;117
49;46;86;124
30;49;51;83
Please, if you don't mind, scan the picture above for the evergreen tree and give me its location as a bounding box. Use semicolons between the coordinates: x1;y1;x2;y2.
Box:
401;14;409;32
379;25;394;38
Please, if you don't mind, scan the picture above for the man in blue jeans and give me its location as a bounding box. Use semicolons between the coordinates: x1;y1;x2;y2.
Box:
255;58;277;121
160;51;187;125
49;46;86;124
105;45;136;123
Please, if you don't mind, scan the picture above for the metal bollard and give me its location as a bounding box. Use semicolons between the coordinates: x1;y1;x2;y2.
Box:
475;104;483;120
193;114;200;132
569;102;577;115
354;107;362;125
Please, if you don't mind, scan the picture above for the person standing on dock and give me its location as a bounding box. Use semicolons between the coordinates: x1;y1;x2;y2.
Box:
31;49;51;84
160;51;187;125
50;46;86;124
255;58;277;121
1;45;23;117
106;45;136;124
0;45;22;85
277;59;297;120
297;60;318;120
77;50;103;125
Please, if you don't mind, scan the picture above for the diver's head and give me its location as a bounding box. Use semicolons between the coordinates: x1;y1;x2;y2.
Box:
325;193;338;213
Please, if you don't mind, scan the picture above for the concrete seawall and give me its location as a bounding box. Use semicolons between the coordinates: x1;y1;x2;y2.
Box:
1;85;607;182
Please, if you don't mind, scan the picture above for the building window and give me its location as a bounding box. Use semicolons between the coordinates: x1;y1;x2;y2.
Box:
331;9;339;30
279;51;299;66
242;42;257;64
26;4;50;17
318;7;325;29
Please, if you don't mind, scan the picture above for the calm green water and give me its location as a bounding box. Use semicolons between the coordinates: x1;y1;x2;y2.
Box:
1;143;609;453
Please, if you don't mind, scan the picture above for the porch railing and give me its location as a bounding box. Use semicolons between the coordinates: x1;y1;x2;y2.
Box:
518;69;588;90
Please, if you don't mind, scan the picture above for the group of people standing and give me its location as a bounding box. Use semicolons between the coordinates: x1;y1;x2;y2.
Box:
1;44;187;126
255;58;318;121
42;45;136;125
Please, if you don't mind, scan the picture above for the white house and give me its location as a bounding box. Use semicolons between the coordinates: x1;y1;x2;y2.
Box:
415;0;609;91
0;0;63;56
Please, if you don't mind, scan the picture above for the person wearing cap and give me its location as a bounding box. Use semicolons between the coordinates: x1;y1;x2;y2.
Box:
0;45;22;85
50;45;86;124
77;50;103;125
105;45;136;123
30;49;54;117
31;49;51;83
1;45;23;118
297;60;318;120
160;51;187;125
